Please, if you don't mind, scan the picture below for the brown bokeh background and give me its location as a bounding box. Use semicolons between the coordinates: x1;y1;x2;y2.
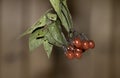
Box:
0;0;120;78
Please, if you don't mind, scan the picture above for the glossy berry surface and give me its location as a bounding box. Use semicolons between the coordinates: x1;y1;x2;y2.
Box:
88;40;95;49
74;48;82;59
72;37;82;48
75;48;83;53
67;45;74;51
65;51;74;59
82;40;89;50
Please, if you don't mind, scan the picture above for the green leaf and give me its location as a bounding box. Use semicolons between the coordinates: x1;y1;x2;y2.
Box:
61;1;73;29
45;31;61;47
50;0;61;17
29;35;44;52
48;20;67;46
20;15;47;38
50;0;73;32
29;29;47;51
19;9;54;38
47;13;57;21
43;40;53;58
60;12;70;32
61;0;67;7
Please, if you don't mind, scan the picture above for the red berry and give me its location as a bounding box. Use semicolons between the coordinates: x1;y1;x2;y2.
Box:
72;37;82;48
65;51;74;59
82;40;89;50
88;40;95;49
74;48;82;59
67;45;74;51
75;48;83;53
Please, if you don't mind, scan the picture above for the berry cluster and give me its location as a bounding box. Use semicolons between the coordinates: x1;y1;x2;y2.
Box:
65;33;95;59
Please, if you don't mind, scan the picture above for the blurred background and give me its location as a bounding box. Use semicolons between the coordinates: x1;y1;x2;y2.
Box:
0;0;120;78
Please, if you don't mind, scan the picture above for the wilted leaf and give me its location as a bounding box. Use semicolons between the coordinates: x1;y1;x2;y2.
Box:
43;40;53;58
